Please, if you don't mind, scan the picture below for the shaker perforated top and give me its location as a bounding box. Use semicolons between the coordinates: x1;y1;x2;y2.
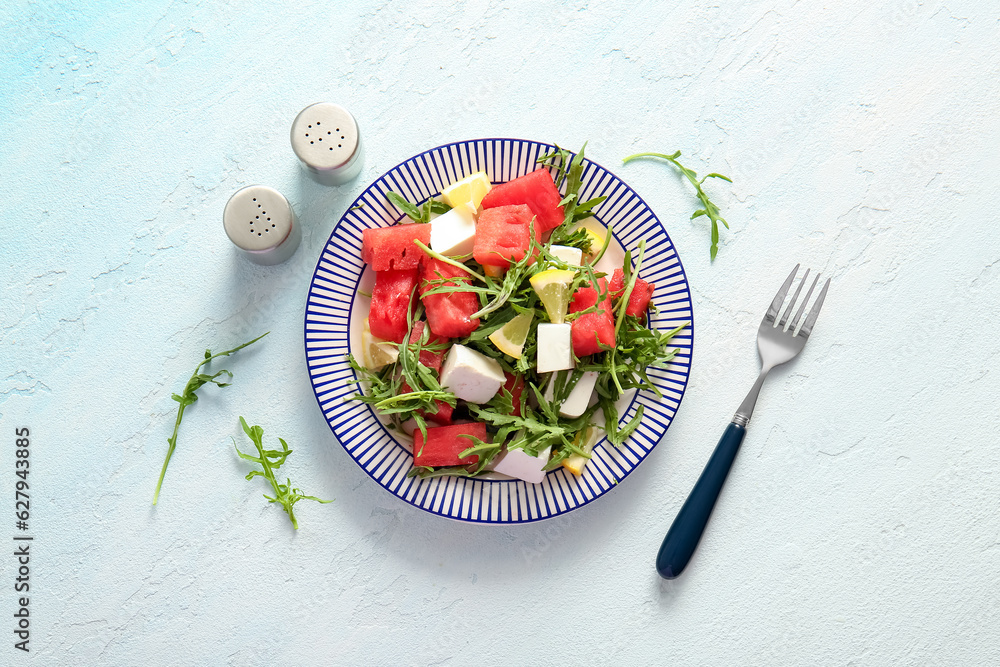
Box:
223;185;300;265
290;103;364;186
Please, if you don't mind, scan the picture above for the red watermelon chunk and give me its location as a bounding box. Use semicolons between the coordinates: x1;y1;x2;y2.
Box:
569;277;605;313
401;379;454;425
408;321;449;373
473;204;540;267
568;277;615;356
413;422;489;467
502;372;525;417
480;168;565;233
419;257;481;338
423;400;454;425
572;312;616;356
361;224;431;271
609;268;655;319
369;268;418;343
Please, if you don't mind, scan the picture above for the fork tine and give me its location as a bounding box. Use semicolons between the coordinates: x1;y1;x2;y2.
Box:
765;264;799;324
799;277;831;337
778;268;809;329
790;272;820;331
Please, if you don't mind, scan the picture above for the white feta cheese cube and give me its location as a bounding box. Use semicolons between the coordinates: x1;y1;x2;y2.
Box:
558;371;599;418
492;445;551;484
439;344;506;404
536;323;574;373
549;244;583;266
399;418;419;438
430;205;477;256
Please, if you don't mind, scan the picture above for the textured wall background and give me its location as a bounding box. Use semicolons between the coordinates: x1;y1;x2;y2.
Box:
2;0;998;664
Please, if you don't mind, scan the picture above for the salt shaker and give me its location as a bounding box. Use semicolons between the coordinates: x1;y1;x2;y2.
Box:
290;102;364;186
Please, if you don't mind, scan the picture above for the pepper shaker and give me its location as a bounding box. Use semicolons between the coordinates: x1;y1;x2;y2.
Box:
223;185;301;265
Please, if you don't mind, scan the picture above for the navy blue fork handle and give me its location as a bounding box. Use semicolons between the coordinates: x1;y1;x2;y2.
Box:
656;422;747;579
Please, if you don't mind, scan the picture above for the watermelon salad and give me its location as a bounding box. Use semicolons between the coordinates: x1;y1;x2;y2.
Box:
348;146;686;483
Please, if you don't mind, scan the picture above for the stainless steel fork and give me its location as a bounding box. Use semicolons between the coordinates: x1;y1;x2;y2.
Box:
656;265;830;579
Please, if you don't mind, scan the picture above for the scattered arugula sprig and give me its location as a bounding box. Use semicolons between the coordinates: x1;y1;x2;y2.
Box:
153;332;269;505
386;192;452;223
622;151;731;260
234;417;331;529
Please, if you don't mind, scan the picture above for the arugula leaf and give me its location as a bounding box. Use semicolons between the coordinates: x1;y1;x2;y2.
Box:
537;145;574;189
538;143;595;229
573;195;607;220
234;417;332;529
457;435;504;475
413;240;487;282
622;151;731;260
561;143;588;226
424;199;452;220
386;191;422;221
593;315;688;444
458;436;503;462
608;242;646;394
465;389;596;462
600;400;645;446
548;224;593;252
345;354;456;417
386;192;452;223
469;402;566;442
153;332;268;505
407;464;483;480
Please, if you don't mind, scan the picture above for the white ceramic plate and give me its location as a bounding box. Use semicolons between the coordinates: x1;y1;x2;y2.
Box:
304;138;693;523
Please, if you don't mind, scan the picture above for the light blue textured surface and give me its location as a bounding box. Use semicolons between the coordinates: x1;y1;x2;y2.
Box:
2;1;998;664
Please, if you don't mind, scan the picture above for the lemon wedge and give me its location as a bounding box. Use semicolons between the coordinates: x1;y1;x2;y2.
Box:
574;218;606;261
529;269;576;324
562;426;600;476
361;319;399;370
441;171;492;214
488;311;533;359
